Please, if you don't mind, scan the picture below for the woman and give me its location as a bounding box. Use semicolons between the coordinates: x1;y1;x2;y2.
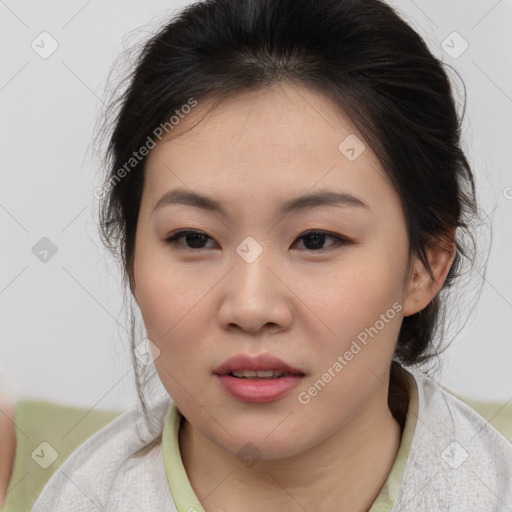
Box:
32;0;512;510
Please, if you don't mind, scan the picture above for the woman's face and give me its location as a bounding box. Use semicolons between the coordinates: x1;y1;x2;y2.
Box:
133;82;417;459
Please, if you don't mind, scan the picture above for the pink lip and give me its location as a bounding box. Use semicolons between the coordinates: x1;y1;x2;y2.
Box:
214;353;304;375
214;354;305;403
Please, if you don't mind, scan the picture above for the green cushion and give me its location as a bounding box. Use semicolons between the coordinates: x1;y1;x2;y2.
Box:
3;395;511;511
454;394;512;443
3;400;122;512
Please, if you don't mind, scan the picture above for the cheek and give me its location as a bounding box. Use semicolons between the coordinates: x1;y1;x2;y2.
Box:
136;273;202;345
133;246;216;382
134;243;185;346
309;239;408;361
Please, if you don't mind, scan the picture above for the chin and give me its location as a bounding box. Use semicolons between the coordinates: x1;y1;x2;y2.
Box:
207;427;312;463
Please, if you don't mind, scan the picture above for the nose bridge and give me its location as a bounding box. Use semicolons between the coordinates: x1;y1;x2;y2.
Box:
232;235;275;300
218;235;290;332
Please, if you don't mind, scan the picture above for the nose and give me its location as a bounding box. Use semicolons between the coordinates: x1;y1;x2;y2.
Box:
216;246;293;335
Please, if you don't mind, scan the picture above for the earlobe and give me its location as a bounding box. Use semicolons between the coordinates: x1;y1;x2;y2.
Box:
402;231;457;317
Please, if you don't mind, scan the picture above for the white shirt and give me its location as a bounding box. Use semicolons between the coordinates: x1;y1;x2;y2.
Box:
31;367;512;511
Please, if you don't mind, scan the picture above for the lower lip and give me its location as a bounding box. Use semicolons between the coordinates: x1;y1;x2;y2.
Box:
216;374;303;403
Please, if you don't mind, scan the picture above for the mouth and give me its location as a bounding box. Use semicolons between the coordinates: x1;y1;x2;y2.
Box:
214;353;305;378
214;354;305;403
227;369;302;379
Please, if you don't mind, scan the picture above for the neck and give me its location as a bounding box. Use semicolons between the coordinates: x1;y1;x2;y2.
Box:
179;373;408;512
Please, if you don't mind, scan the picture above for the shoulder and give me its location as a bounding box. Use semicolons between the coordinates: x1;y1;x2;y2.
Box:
31;395;177;512
395;368;512;510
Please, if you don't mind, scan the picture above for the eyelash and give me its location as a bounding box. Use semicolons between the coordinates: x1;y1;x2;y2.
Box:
164;229;350;252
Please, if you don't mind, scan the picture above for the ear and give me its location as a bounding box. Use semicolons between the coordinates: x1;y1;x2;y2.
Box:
402;228;457;317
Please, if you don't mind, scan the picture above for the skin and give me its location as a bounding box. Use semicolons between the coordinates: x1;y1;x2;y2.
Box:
133;81;455;512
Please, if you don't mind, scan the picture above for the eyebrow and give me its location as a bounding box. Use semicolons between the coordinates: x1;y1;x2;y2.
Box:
151;188;370;217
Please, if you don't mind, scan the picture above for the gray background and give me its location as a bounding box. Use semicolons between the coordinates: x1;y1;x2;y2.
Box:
1;0;511;411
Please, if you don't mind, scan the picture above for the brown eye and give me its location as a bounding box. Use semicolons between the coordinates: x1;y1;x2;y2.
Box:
165;230;217;250
293;230;349;251
165;229;350;252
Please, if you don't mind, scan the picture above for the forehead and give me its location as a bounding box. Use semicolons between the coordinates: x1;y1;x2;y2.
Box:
142;82;395;213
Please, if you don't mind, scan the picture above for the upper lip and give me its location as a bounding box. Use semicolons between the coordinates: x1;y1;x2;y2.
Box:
214;354;305;375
